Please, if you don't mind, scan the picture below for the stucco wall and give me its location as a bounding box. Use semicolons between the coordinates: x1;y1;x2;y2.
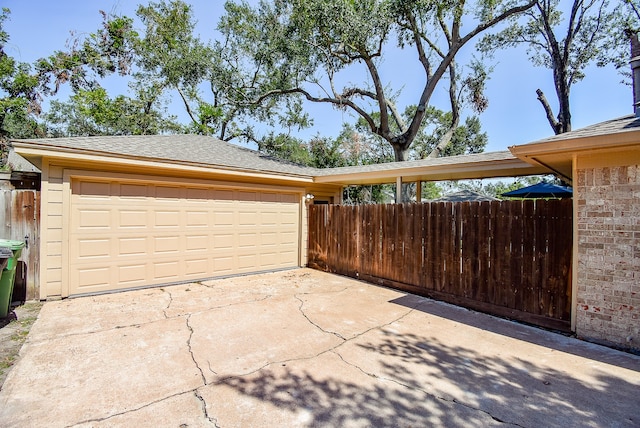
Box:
575;164;640;352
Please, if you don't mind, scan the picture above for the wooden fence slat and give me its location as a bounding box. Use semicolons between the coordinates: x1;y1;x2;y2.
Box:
510;201;524;312
473;202;490;303
490;201;504;309
521;199;536;314
423;202;434;289
432;203;444;292
536;200;551;317
460;202;472;299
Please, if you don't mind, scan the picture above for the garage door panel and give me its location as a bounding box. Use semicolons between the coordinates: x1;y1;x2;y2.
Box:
186;187;209;201
120;183;148;198
77;239;111;259
155;186;182;199
238;233;257;248
237;254;258;270
280;230;298;244
213;211;234;226
260;252;279;267
185;258;209;276
260;212;279;225
213;234;235;250
153;236;181;254
238;191;258;202
261;232;278;246
119;237;148;256
77;209;111;229
120;210;148;228
212;256;234;273
77;266;112;289
69;178;300;295
238;211;258;226
186;235;209;251
153;261;181;281
118;264;148;285
76;180;112;197
186;210;208;227
155;211;181;227
280;211;298;225
212;189;234;201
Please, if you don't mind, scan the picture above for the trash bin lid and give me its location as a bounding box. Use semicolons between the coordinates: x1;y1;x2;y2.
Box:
0;247;12;257
0;239;25;251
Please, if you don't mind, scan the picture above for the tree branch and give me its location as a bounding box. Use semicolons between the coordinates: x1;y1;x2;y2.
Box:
412;25;432;77
253;87;378;133
427;62;461;158
176;86;198;125
362;55;391;138
536;88;561;134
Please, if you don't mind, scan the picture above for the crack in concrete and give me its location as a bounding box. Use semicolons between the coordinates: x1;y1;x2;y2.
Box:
194;389;220;427
294;294;346;341
66;390;200;427
186;315;207;386
162;288;173;319
186;294;273;317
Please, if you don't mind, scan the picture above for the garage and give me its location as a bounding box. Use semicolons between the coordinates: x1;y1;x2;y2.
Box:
11;134;342;299
69;176;300;296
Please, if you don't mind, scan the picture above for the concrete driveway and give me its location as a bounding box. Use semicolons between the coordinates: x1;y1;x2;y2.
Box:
0;268;638;427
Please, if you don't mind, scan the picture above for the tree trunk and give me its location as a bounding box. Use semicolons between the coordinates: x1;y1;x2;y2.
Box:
553;64;572;134
392;143;413;202
392;143;410;162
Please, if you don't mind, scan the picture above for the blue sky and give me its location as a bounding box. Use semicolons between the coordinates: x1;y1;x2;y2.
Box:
1;0;633;153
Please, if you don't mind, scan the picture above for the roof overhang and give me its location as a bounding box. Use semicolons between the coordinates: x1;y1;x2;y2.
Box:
509;123;640;183
13;143;316;186
315;151;548;186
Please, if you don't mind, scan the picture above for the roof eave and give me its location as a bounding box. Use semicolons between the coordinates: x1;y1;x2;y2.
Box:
509;130;640;158
509;128;640;184
13;144;316;184
315;156;548;186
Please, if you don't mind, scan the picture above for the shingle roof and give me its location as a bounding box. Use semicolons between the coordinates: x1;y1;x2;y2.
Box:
11;134;317;177
528;114;640;144
7;148;40;173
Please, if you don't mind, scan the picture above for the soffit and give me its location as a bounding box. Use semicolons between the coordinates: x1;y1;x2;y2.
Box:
509;115;640;181
314;151;548;185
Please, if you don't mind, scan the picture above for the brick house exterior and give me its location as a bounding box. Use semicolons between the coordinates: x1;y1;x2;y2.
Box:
511;115;640;352
576;164;639;349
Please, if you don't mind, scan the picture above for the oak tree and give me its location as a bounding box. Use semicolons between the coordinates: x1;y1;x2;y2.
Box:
225;0;535;161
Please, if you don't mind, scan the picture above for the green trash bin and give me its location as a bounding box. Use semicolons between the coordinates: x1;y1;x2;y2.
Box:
0;239;25;318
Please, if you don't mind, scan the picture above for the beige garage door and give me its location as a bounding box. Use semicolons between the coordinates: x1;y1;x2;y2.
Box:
68;177;300;296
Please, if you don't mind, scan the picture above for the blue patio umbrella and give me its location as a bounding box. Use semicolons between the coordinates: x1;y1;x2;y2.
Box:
501;182;572;199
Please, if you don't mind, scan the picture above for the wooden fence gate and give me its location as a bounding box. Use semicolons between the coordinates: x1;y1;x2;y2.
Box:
307;199;573;331
0;179;40;302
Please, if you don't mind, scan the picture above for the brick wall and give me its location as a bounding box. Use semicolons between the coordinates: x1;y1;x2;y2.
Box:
576;165;640;352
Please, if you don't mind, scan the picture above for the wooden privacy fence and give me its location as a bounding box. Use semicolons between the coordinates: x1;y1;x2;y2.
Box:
307;199;573;331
